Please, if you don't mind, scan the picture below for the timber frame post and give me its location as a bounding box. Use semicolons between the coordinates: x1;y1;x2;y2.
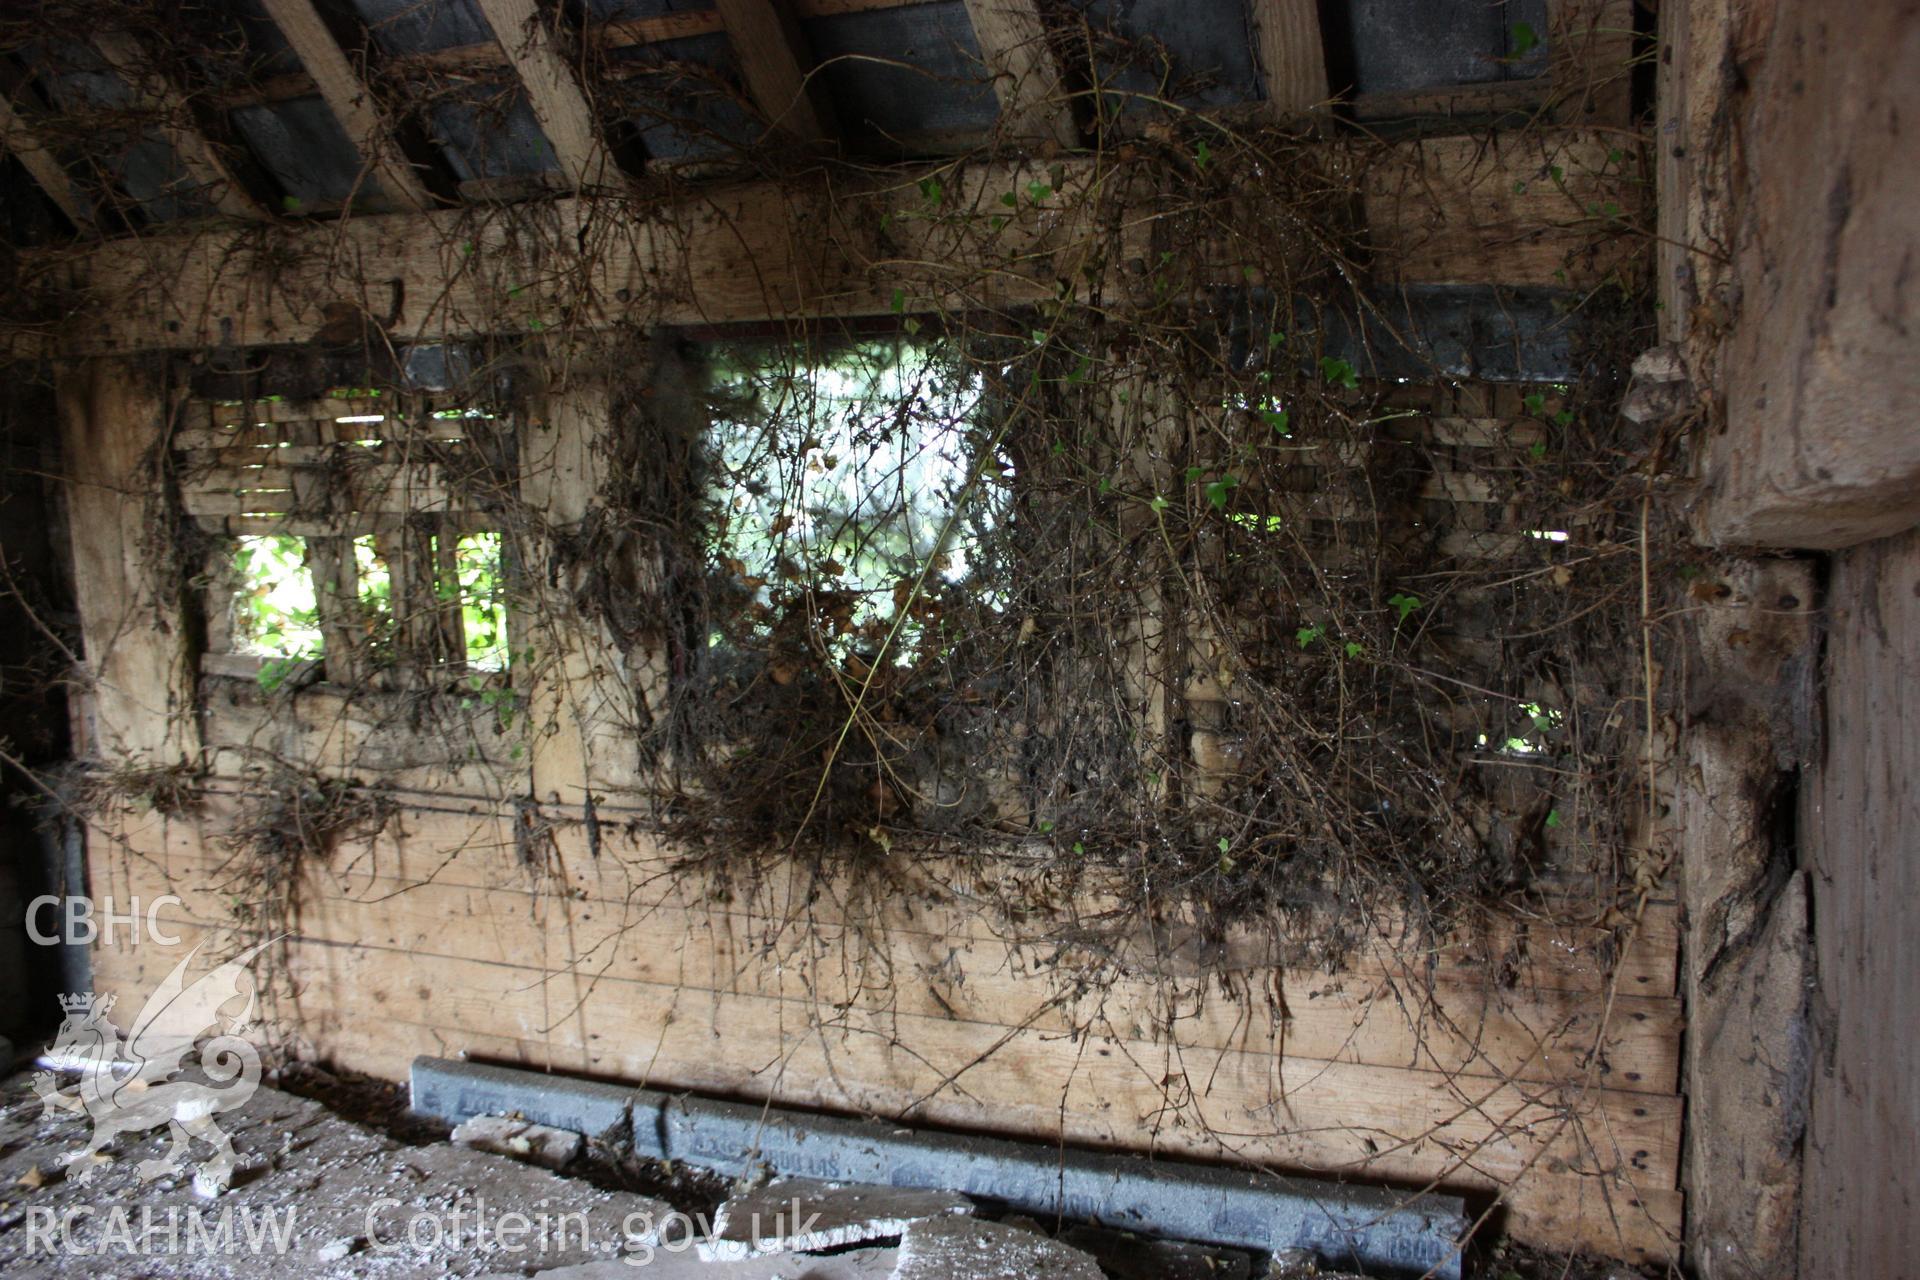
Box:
55;357;201;768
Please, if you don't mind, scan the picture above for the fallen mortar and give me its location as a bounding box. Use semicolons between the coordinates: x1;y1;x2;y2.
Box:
412;1057;1466;1278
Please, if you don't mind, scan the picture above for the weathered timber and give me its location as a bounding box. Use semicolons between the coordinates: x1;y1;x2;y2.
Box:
16;131;1638;356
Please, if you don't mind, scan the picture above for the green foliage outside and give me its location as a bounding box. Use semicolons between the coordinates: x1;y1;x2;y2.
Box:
233;535;321;659
706;338;1006;660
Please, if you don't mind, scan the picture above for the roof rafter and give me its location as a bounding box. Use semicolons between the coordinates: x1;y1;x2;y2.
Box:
473;0;616;191
91;31;271;220
0;91;94;231
713;0;837;144
1248;0;1328;117
960;0;1077;149
258;0;438;211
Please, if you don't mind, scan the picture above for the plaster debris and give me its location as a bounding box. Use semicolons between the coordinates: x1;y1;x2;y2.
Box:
700;1177;972;1260
451;1113;585;1170
893;1215;1105;1280
0;1074;673;1278
316;1235;361;1262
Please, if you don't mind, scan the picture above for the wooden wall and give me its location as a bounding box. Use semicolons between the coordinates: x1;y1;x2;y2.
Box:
43;113;1689;1266
89;788;1685;1264
1802;528;1920;1276
59;343;1692;1267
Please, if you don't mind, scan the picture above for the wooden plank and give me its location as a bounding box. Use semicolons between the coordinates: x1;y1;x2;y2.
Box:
1548;0;1634;128
473;0;616;191
106;825;1682;1096
113;903;1682;1190
258;0;438;211
23;129;1636;357
1359;130;1640;287
1803;528;1920;1278
119;790;1682;1000
960;0;1077;148
56;359;200;765
714;0;837;143
91;32;270;221
0;92;93;230
86;919;1682;1264
1406;417;1547;449
1248;0;1328;116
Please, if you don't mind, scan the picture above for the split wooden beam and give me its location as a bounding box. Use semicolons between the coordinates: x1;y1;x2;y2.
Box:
714;0;838;144
258;0;437;211
1248;0;1328;116
0;92;93;230
91;32;270;221
960;0;1077;148
473;0;616;191
21;129;1638;356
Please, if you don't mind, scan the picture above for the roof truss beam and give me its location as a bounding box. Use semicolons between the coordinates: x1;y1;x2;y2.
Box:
961;0;1078;148
473;0;616;191
0;89;94;231
91;31;270;220
258;0;439;211
714;0;838;143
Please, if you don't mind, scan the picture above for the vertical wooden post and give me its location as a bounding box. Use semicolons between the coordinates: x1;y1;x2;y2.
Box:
520;368;644;807
56;357;201;767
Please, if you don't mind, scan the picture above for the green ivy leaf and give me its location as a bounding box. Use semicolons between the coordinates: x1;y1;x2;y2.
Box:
1388;592;1422;624
1318;356;1359;390
1511;21;1539;58
1204;475;1238;510
1296;624;1323;649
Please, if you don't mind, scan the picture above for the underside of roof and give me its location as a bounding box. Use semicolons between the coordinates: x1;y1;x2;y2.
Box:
0;0;1620;245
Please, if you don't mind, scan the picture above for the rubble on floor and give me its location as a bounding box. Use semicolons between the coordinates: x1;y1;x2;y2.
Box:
700;1177;972;1260
0;1067;1395;1279
0;1073;672;1277
452;1114;586;1171
893;1213;1106;1279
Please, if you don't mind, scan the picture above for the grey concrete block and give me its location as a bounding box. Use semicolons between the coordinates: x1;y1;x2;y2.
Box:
413;1056;634;1139
411;1056;1466;1279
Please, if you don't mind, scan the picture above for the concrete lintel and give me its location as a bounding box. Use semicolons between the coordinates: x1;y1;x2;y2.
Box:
410;1056;1466;1279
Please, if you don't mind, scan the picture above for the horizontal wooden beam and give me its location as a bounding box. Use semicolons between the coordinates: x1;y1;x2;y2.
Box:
17;129;1637;356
